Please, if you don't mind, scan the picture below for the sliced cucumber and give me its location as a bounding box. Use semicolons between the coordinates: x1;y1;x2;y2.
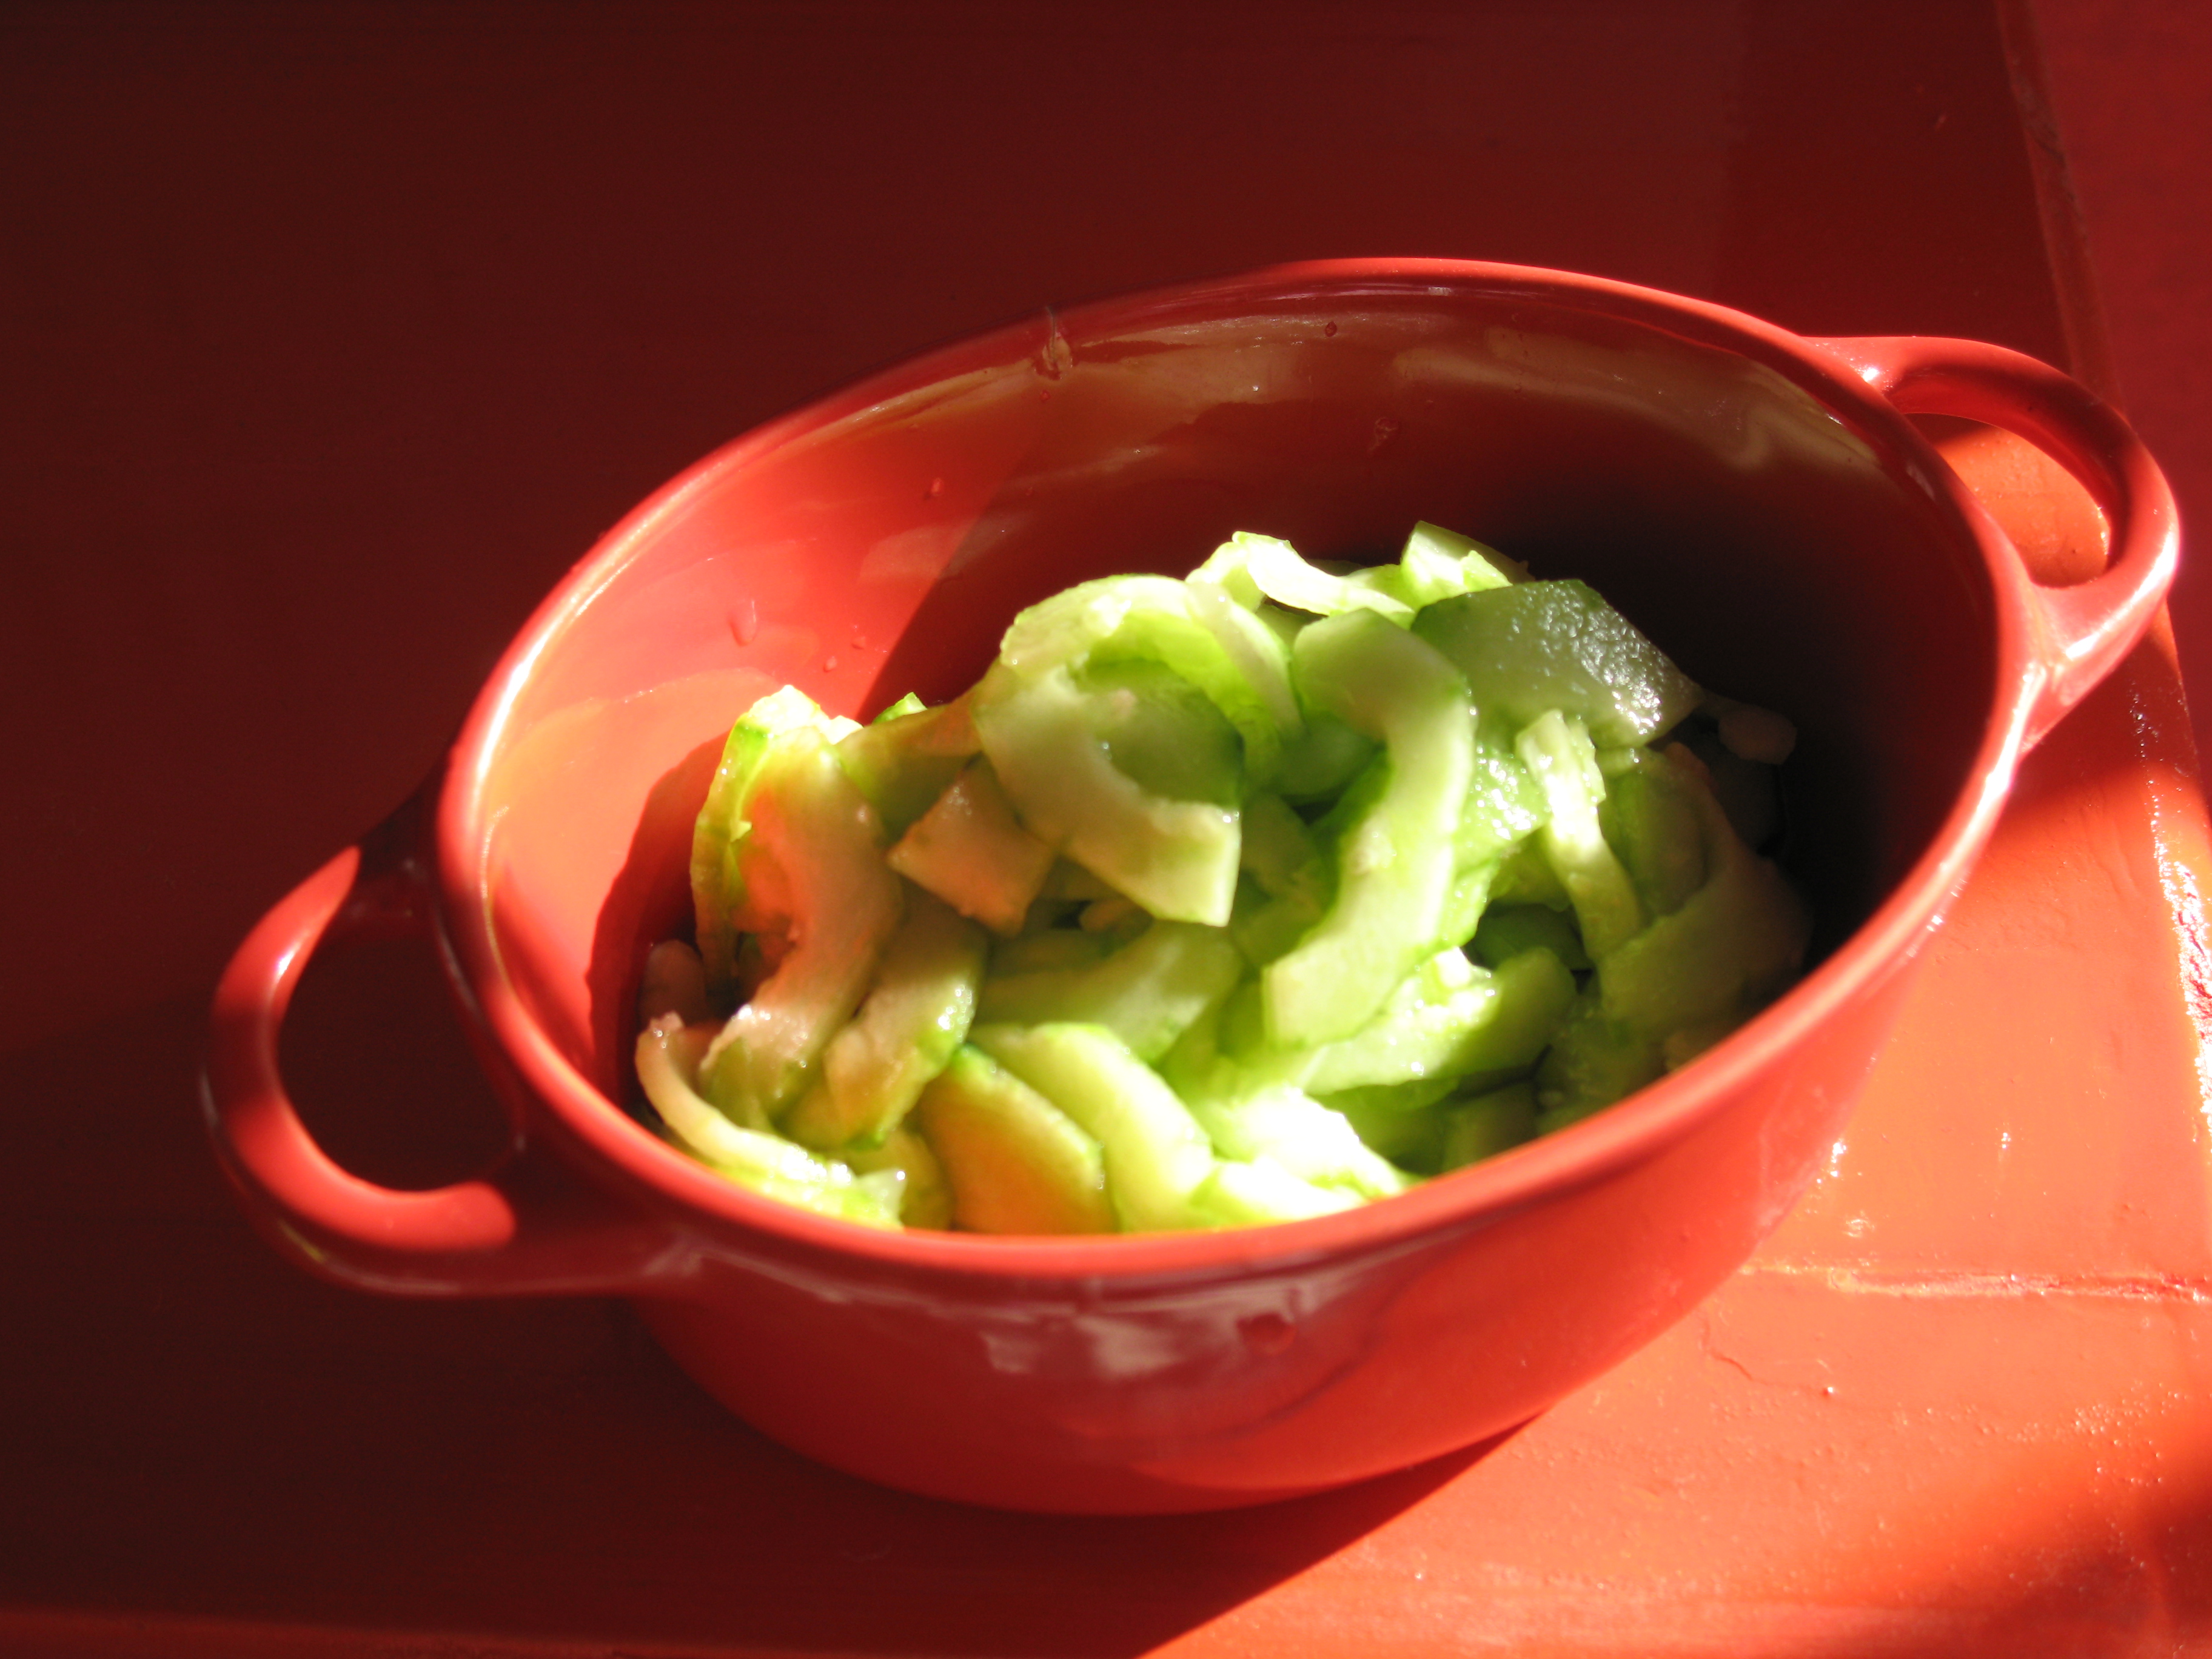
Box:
1598;769;1809;1040
1074;656;1245;806
1271;714;1378;802
1261;611;1475;1045
1439;1081;1539;1170
1188;1158;1363;1227
977;919;1243;1062
635;1017;903;1228
1414;579;1701;748
1191;531;1414;625
886;757;1057;936
1534;990;1666;1128
997;572;1296;782
911;1047;1113;1235
697;726;903;1127
779;890;987;1152
1398;520;1526;600
1188;1085;1413;1201
1472;904;1591;971
846;1125;957;1229
659;521;1808;1232
690;686;862;1002
834;693;980;838
969;1023;1217;1233
1299;946;1576;1094
973;660;1242;926
1598;747;1708;919
1517;711;1645;959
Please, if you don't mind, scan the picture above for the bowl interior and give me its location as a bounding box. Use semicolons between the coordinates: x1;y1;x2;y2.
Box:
465;277;1995;1120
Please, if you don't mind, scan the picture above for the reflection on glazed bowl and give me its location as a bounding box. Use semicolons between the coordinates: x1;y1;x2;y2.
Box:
205;259;2175;1513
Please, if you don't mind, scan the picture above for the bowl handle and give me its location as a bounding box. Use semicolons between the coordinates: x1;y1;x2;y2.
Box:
201;788;682;1297
1810;335;2179;748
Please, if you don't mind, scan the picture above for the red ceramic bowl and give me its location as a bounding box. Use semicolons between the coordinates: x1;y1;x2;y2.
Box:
203;260;2176;1514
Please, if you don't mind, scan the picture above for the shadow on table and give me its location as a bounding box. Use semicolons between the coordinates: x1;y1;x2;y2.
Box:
0;974;1496;1657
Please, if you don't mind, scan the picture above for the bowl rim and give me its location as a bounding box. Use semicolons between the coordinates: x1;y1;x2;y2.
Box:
436;255;2035;1284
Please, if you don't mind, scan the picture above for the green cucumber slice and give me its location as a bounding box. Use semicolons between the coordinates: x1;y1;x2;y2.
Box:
834;694;980;838
845;1125;956;1229
1187;1158;1363;1227
635;1017;903;1228
1598;747;1709;919
1472;904;1591;971
1271;714;1378;802
997;573;1297;782
690;686;861;1003
1299;945;1577;1094
1413;579;1701;748
1398;520;1526;601
1261;611;1475;1045
969;1023;1216;1233
1073;656;1244;806
1324;1078;1458;1174
886;758;1057;936
779;890;987;1151
1517;711;1646;959
1534;990;1665;1128
973;661;1241;926
1439;1081;1539;1170
911;1047;1113;1235
1191;531;1414;625
977;918;1244;1062
1188;1085;1413;1201
1598;767;1809;1040
697;726;903;1127
1459;725;1549;871
1238;791;1329;905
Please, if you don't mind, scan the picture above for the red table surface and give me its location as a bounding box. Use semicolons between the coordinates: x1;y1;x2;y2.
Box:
5;2;2211;1653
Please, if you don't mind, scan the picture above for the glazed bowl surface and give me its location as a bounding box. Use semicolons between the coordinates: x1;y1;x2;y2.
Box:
205;259;2175;1513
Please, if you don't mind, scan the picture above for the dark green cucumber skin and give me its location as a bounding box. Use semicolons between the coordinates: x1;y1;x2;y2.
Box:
1413;581;1701;749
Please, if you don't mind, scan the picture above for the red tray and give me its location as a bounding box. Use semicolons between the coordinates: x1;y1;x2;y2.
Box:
4;1;2206;1651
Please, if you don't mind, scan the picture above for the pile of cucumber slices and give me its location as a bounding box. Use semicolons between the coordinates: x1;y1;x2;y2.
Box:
634;523;1810;1233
